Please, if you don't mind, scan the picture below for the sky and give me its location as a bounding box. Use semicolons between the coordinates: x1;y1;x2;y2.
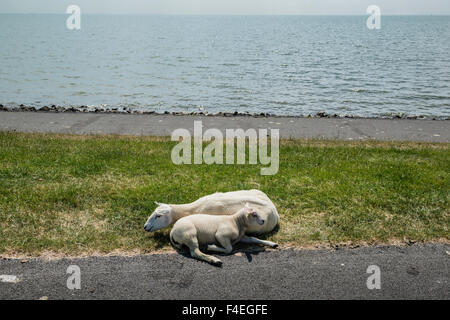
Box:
1;0;449;15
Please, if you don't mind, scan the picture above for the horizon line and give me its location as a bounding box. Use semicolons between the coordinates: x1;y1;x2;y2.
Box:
1;13;449;16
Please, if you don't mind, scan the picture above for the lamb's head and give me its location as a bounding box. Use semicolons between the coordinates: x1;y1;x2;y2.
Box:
244;203;265;226
144;202;173;232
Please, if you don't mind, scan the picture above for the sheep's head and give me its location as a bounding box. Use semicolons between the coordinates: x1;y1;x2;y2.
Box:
244;203;265;226
144;202;173;232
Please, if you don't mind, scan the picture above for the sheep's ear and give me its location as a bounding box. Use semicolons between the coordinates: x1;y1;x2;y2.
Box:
245;202;250;208
154;201;161;206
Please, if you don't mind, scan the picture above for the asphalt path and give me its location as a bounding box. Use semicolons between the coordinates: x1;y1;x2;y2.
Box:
1;244;448;300
0;112;448;142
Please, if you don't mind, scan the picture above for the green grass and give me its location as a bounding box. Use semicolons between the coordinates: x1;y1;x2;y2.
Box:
0;132;448;257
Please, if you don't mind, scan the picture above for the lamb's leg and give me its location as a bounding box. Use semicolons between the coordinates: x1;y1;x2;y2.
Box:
208;235;233;254
185;238;223;267
240;236;278;248
190;247;223;267
207;244;231;254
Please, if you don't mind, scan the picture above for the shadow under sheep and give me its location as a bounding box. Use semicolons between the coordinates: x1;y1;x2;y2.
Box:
147;224;280;263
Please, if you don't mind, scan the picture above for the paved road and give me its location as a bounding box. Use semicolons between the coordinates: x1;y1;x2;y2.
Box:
0;111;448;142
1;244;448;299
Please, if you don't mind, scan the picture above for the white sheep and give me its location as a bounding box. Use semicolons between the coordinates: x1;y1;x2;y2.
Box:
169;204;278;266
144;189;279;234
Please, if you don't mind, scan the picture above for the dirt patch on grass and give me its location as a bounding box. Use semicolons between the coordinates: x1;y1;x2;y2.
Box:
1;239;449;261
280;139;449;150
57;208;108;232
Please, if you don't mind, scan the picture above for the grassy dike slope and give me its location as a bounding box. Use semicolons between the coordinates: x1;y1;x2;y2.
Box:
0;132;448;256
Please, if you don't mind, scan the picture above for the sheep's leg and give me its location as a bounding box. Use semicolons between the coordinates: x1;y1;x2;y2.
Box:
207;244;230;254
240;236;278;248
185;238;223;267
208;235;233;254
190;247;223;267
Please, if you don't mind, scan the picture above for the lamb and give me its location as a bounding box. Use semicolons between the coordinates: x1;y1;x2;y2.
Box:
169;204;278;266
144;189;279;234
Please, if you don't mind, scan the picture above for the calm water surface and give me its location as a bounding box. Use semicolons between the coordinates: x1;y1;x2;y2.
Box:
0;15;449;117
